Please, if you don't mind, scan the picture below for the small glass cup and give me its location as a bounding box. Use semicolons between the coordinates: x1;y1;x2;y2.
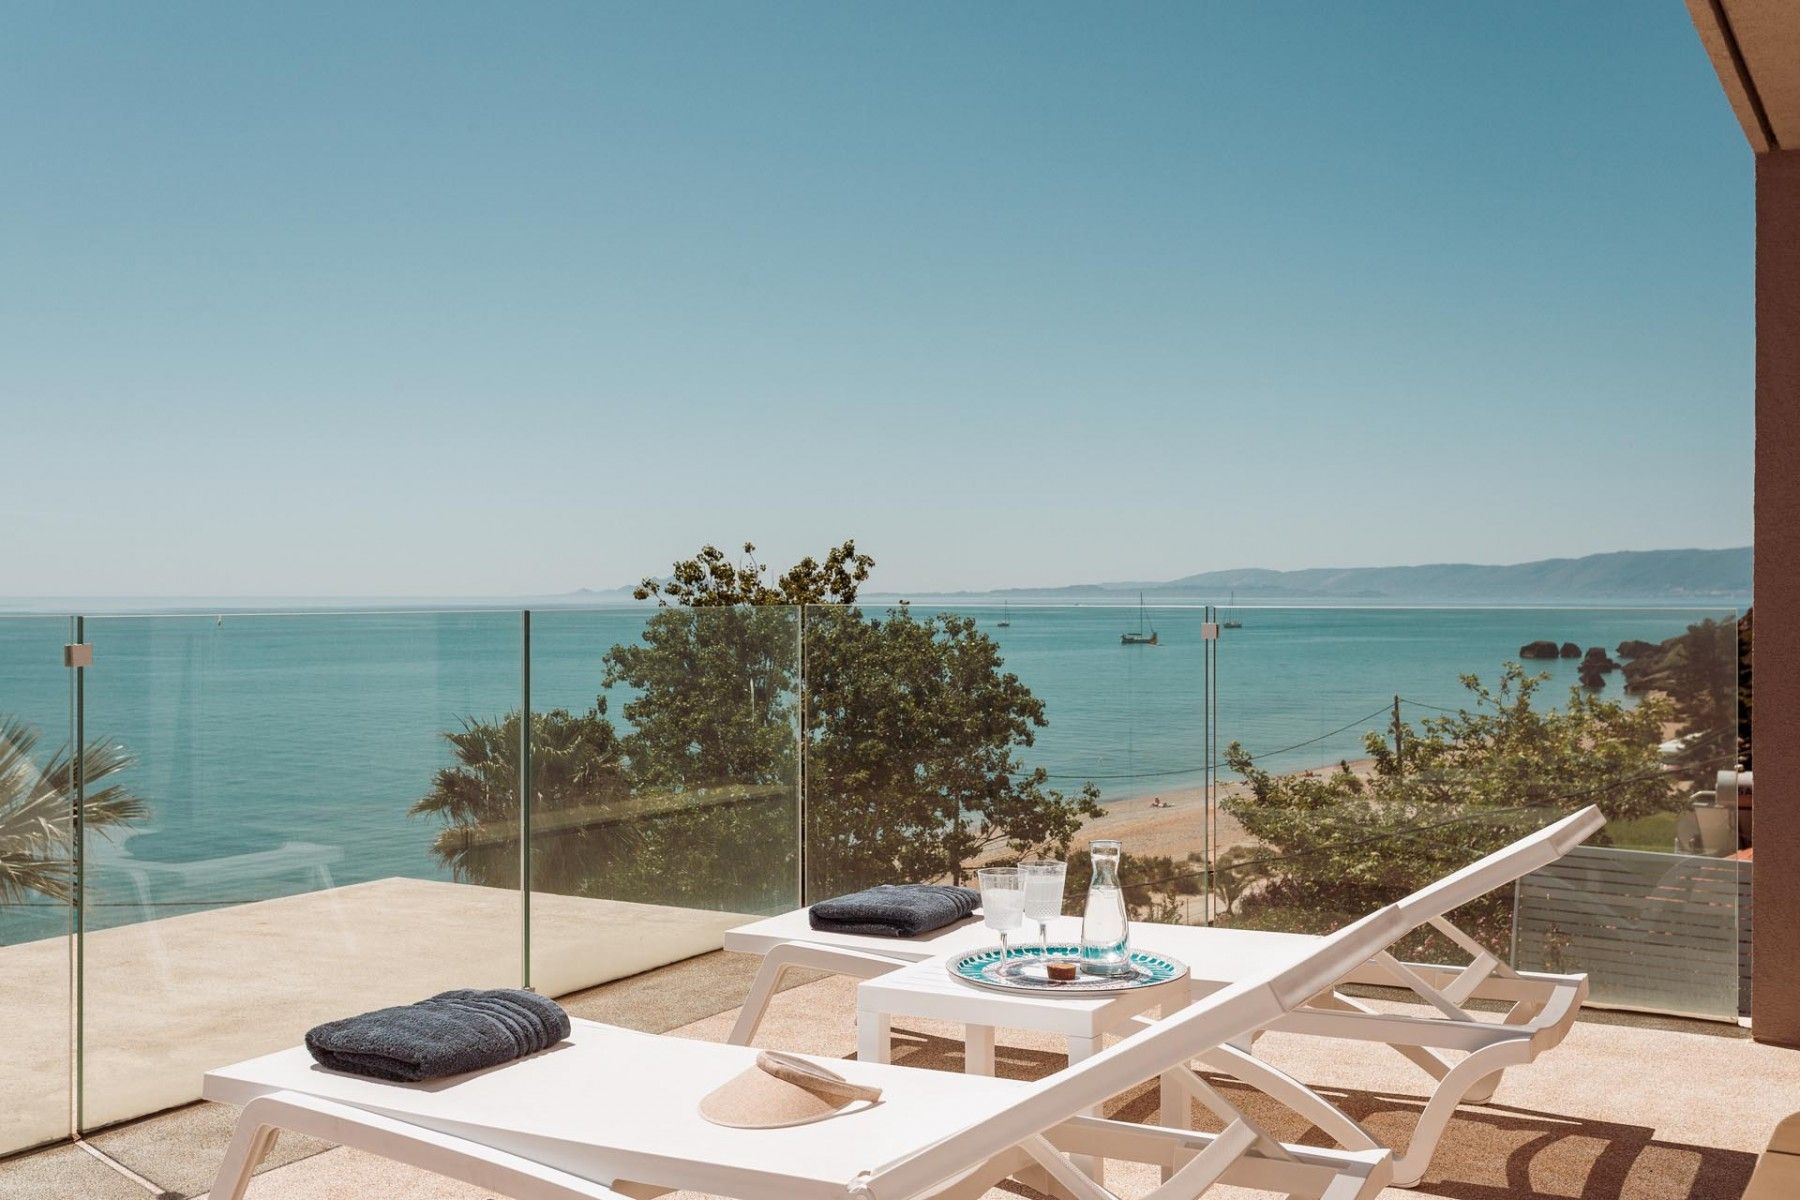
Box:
1019;860;1067;959
977;867;1024;958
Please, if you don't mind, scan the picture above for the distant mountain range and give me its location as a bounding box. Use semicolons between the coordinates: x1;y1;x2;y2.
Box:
973;548;1751;603
571;547;1751;605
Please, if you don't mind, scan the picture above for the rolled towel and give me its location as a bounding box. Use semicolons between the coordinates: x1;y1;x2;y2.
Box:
809;883;981;937
305;988;571;1082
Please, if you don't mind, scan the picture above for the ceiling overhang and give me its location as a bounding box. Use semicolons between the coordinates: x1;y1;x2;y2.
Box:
1687;0;1800;152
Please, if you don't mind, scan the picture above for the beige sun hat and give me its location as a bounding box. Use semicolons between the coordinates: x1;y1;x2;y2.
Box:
699;1051;884;1128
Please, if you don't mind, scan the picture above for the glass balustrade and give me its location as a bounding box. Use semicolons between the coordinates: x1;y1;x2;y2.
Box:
75;609;522;1163
0;599;1754;1156
1212;605;1744;1017
526;605;801;998
0;616;78;1156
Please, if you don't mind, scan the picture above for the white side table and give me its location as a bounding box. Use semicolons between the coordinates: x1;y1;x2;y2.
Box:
856;937;1192;1181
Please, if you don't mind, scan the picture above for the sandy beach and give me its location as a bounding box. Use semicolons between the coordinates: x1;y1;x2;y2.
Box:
1071;758;1379;861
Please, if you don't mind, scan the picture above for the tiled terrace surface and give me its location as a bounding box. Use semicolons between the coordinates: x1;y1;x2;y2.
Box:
5;949;1795;1200
0;881;749;1162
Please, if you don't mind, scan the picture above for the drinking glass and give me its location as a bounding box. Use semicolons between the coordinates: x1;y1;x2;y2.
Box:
1020;860;1067;958
977;867;1024;958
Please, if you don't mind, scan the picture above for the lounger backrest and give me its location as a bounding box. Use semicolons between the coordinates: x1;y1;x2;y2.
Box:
1389;805;1604;928
861;903;1413;1199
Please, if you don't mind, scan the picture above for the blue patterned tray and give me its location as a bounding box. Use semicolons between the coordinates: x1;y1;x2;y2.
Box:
947;945;1188;996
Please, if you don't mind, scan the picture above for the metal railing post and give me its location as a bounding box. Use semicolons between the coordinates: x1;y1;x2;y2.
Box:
520;609;532;990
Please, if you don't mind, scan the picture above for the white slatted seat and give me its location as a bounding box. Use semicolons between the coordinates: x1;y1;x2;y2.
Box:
204;908;1410;1200
725;804;1607;1188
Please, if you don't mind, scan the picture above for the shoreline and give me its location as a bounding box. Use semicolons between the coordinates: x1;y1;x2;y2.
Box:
1073;757;1379;861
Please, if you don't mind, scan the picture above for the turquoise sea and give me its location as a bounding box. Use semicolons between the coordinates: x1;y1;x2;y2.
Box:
0;603;1737;944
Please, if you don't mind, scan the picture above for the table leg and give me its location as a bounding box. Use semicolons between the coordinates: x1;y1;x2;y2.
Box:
1067;1033;1105;1184
964;1024;996;1075
857;1010;891;1065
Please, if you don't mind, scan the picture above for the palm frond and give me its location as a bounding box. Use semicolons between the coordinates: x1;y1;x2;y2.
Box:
0;718;149;906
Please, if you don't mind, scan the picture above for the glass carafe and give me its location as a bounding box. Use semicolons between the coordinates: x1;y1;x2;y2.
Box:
1079;840;1132;976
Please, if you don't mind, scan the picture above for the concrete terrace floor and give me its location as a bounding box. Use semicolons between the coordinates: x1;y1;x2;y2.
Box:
0;878;752;1154
5;952;1797;1200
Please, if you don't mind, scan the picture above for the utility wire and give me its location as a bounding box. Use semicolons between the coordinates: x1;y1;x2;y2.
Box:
1045;687;1710;785
1398;697;1469;715
1042;703;1393;782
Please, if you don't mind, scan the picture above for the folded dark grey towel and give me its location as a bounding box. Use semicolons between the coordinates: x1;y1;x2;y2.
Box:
809;883;981;937
305;988;571;1083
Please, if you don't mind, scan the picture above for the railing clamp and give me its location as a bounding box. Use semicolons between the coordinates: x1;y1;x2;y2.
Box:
64;644;93;668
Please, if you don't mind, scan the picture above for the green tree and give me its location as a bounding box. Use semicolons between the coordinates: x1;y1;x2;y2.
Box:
617;542;1101;897
413;541;1101;908
1210;843;1266;917
410;705;630;892
0;716;147;905
1220;664;1677;949
1619;616;1743;785
802;604;1101;894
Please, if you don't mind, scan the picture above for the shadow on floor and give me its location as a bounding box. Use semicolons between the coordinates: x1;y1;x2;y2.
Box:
886;1026;1755;1200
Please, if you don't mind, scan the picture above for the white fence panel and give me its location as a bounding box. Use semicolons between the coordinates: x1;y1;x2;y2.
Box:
1513;845;1744;1020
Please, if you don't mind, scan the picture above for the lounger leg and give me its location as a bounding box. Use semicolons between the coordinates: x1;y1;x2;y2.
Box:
857;1009;892;1064
964;1025;996;1075
731;942;909;1047
1461;1068;1506;1105
1065;1033;1106;1185
1158;1070;1186;1183
1158;987;1195;1182
211;1118;280;1200
1388;1044;1522;1188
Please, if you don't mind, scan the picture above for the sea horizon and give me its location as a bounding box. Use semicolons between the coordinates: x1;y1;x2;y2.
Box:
0;601;1740;947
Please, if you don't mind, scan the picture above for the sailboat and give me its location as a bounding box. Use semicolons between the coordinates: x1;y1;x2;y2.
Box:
1222;589;1242;629
1120;592;1158;645
997;601;1011;628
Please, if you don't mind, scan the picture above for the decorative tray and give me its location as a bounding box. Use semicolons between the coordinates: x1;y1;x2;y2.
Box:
947;945;1188;996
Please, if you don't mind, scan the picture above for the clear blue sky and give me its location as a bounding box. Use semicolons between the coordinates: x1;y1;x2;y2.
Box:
1;2;1753;597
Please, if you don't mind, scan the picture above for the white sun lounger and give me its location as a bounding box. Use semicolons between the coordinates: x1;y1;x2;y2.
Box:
726;804;1607;1187
204;908;1410;1200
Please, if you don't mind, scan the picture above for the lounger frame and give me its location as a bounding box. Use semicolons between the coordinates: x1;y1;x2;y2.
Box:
729;805;1605;1187
207;913;1412;1200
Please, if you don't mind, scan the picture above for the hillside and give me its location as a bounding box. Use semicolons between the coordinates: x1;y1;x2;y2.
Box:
990;547;1751;603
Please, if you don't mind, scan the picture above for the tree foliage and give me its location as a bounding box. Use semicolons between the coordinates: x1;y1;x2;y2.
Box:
0;716;147;905
413;541;1100;908
1219;664;1678;948
409;705;630;890
633;540;873;608
803;604;1101;894
1619;614;1748;781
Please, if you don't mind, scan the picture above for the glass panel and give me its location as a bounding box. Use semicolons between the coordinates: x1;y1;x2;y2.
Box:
1513;611;1746;1017
0;615;75;1155
78;610;520;1149
527;606;800;997
803;601;1212;927
1213;606;1743;1016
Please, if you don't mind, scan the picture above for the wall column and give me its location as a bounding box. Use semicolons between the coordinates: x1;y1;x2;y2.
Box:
1754;148;1800;1045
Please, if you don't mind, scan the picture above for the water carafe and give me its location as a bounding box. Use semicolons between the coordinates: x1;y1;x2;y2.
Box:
1079;839;1132;976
